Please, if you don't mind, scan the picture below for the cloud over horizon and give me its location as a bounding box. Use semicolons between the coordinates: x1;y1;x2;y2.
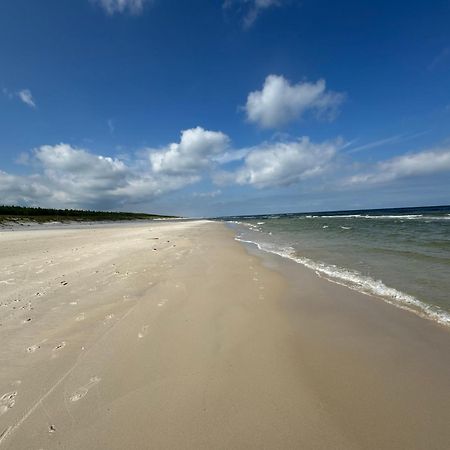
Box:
245;75;345;129
1;131;449;213
0;131;342;209
0;143;198;209
344;148;450;186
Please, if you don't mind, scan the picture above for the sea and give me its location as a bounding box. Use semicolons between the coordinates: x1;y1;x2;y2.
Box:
221;205;450;326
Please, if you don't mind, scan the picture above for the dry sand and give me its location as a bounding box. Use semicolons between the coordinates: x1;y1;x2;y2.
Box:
0;221;449;449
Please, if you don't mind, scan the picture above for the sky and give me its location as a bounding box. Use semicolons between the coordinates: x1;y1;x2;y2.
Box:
1;0;450;217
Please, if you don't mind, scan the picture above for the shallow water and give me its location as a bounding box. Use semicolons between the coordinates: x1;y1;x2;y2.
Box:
221;206;450;326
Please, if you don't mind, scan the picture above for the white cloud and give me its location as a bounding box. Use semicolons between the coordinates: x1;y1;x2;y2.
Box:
224;0;284;28
0;143;198;209
215;137;342;188
150;127;230;175
94;0;152;15
0;171;52;206
18;89;36;108
3;88;36;108
0;128;231;209
345;149;450;185
245;75;345;129
4;131;448;214
213;147;251;164
0;131;344;209
345;135;405;154
345;131;429;154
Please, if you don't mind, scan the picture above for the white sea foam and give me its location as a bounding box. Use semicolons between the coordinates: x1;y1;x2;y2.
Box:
301;214;449;220
361;214;423;219
235;237;450;327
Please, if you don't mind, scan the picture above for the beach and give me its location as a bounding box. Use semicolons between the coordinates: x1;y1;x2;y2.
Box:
0;220;449;449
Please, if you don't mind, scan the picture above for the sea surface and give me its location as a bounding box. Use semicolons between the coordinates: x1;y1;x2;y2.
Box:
221;206;450;326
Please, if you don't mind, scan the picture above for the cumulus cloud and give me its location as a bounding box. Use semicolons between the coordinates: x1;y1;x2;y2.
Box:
0;143;198;209
224;0;284;28
5;132;448;213
0;129;345;209
345;149;450;185
215;137;342;188
150;127;230;175
0;127;232;209
0;171;51;206
245;75;345;129
94;0;152;15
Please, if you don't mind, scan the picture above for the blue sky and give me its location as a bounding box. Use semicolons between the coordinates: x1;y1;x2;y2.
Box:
1;0;450;217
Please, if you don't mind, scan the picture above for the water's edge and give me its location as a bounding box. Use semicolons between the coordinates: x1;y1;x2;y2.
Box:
227;225;450;328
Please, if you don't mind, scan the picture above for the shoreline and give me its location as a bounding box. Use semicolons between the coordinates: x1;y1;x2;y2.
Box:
236;230;450;448
0;221;449;449
234;234;450;328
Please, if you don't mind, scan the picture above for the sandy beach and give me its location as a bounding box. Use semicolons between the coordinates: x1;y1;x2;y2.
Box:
0;220;449;449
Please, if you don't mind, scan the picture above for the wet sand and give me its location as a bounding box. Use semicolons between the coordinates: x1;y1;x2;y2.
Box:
0;221;449;449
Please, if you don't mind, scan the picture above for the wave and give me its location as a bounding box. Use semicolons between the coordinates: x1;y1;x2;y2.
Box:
235;237;450;327
301;214;450;220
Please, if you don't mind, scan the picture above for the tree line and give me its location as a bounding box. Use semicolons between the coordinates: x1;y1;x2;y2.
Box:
0;205;175;222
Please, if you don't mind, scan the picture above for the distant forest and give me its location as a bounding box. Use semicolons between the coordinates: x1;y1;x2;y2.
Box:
0;205;175;223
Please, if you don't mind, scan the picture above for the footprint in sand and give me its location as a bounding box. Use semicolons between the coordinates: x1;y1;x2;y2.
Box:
69;376;101;403
27;344;41;353
53;341;66;352
103;314;114;324
138;325;149;339
75;313;85;322
0;391;17;416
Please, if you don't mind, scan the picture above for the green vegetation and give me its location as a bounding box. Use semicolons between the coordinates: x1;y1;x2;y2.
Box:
0;205;176;224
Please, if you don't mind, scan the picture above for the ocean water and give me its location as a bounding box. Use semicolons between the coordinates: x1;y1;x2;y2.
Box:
221;206;450;326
